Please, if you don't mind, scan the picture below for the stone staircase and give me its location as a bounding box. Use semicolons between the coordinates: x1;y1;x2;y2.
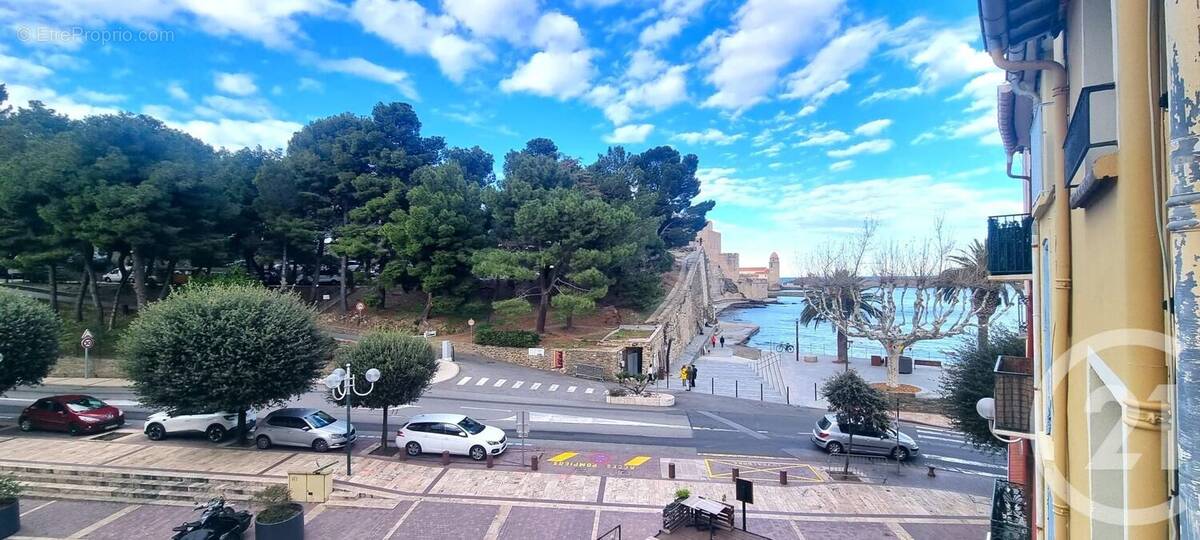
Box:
690;349;786;403
0;462;401;509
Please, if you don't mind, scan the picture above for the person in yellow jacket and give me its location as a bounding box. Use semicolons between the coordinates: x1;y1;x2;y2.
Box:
680;365;690;391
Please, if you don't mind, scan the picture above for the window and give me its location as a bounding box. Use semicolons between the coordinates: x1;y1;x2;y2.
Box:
269;416;305;429
458;417;486;435
817;416;832;430
34;399;52;411
305;411;336;428
439;423;466;437
405;422;432;433
65;396;106;412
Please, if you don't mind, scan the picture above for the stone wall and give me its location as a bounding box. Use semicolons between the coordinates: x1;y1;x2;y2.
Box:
456;341;557;371
645;248;712;373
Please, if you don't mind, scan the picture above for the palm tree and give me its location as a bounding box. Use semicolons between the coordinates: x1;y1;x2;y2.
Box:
941;240;1018;345
799;269;880;364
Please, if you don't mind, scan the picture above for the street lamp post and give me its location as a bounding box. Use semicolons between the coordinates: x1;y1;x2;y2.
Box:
324;363;380;476
793;318;800;362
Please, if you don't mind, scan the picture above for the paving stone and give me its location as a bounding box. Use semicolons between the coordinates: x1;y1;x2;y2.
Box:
16;499;129;538
743;518;802;539
595;510;661;540
390;501;498;540
84;503;196;539
901;522;989;540
497;506;593;540
305;503;413;539
794;520;898;539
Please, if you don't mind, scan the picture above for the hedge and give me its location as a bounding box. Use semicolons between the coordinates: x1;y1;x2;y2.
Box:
474;327;541;348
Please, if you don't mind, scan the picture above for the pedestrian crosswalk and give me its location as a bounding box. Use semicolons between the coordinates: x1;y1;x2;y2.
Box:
451;376;603;397
909;425;1008;479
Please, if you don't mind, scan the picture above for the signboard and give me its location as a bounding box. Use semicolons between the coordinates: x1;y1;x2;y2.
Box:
355;302;365;313
467;318;475;327
516;411;530;438
528;348;545;356
80;329;95;350
735;478;754;504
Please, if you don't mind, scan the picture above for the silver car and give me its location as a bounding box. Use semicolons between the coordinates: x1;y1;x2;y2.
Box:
255;408;356;452
811;413;919;460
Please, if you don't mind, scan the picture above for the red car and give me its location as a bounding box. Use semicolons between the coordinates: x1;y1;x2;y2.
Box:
18;395;125;435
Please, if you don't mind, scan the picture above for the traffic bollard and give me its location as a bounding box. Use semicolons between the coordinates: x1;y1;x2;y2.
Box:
731;468;739;483
668;462;676;479
760;383;763;401
927;466;936;477
780;471;787;485
531;455;539;471
486;452;494;469
711;378;714;394
786;386;790;405
735;380;738;398
441;450;450;466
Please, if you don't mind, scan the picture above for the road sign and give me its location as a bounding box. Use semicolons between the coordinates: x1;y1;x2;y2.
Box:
80;329;95;350
355;301;365;312
735;478;754;504
516;410;530;438
467;318;475;327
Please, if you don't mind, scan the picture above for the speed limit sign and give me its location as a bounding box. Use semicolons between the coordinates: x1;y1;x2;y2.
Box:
80;329;95;350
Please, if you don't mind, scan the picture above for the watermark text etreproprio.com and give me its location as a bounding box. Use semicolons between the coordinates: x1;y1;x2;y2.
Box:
16;25;175;45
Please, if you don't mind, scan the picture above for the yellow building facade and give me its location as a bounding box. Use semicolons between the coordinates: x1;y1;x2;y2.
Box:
978;0;1198;538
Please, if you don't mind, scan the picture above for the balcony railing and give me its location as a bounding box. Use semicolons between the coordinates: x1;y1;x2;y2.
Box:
1064;83;1117;184
986;214;1032;277
994;355;1034;435
991;479;1031;540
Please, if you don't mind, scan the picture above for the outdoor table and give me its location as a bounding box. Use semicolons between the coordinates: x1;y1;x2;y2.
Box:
679;495;731;538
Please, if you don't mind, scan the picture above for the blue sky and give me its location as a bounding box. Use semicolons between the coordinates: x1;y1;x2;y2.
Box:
0;0;1022;275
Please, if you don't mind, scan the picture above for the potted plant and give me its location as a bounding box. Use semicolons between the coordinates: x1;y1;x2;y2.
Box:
0;475;22;538
673;488;691;501
252;485;303;540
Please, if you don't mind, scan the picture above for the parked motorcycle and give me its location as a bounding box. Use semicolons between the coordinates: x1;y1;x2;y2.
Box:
171;497;251;540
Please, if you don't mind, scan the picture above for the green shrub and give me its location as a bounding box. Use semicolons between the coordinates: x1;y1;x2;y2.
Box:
673;488;690;500
0;475;21;505
251;484;299;524
474;327;540;347
0;290;61;395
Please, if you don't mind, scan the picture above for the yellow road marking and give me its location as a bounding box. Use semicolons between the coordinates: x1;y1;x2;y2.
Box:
703;459;824;482
548;451;578;463
624;456;651;468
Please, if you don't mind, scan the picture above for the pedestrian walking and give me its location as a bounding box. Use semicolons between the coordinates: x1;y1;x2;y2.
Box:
680;365;690;391
711;334;717;347
719;336;725;348
688;363;698;389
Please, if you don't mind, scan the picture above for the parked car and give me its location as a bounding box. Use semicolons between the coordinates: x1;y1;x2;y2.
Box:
18;395;125;435
100;268;124;282
810;413;919;461
254;408;354;452
396;413;508;461
143;410;257;442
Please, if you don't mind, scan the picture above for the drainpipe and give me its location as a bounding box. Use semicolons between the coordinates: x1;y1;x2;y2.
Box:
989;48;1072;540
1164;0;1200;536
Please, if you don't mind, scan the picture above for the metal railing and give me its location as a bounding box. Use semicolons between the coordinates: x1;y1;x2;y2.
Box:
987;214;1033;277
990;479;1031;540
994;355;1034;434
1064;83;1117;184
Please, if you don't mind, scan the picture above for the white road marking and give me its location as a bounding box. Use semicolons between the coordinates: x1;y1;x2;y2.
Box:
475;377;490;386
462;406;512;413
567;386;577;393
696;410;768;440
918;434;968;444
548;384;559;392
495;412;690;430
922;453;1008;471
530;383;542;390
493;379;508;387
584;388;594;394
512;381;524;389
916;428;963;439
456;377;472;386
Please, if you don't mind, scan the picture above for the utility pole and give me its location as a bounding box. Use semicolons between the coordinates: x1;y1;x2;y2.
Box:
793;318;799;362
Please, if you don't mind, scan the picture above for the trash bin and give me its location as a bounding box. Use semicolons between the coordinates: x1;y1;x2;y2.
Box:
287;462;335;503
898;356;914;375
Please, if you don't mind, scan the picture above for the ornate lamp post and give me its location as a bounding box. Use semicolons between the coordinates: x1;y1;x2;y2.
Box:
324;364;380;476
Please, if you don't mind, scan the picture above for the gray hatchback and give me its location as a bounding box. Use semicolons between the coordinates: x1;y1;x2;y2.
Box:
255;408;356;453
811;413;919;461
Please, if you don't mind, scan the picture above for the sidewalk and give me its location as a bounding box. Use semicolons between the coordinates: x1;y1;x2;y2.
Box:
0;432;989;539
38;359;461;390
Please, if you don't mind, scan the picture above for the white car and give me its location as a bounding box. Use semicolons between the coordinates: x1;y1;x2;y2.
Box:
101;268;124;282
396;413;508;461
144;410;256;442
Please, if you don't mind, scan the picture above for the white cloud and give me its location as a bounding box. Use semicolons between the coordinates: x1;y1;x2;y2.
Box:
315;57;417;99
214;72;257;96
795;130;850;146
627;49;668;80
753;142;785;157
166;81;189;101
443;0;540;43
298;77;323;92
0;51;53;81
74;89;124;103
501;49;596;99
639;17;684;46
173;118;302;150
198;95;273;119
622;64;688;109
697;167;773;207
604;123;655;144
350;0;492;82
853;118;891;136
860;85;921;104
782;20;887;103
827;139;893;157
533;11;585;51
672;128;743;145
828;159;853;171
700;0;843;110
4;82;119;117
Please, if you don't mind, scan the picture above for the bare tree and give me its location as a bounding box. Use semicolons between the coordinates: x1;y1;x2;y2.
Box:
802;221;1003;388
